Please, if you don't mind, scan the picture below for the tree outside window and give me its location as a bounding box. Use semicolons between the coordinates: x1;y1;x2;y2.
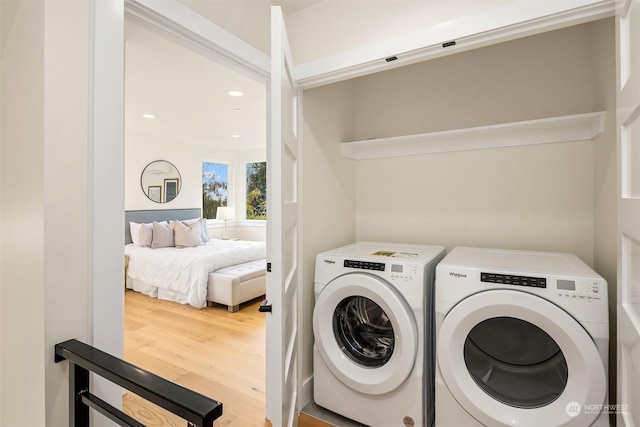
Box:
246;162;266;220
202;162;228;219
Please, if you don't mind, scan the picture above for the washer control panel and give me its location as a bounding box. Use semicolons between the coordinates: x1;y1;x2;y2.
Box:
481;272;546;288
344;259;385;271
555;279;603;302
343;259;419;282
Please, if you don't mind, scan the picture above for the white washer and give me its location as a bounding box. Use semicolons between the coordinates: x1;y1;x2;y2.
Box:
435;247;609;427
313;242;445;427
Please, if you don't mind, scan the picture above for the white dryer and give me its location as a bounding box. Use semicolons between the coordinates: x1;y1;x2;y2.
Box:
313;242;445;427
435;247;609;427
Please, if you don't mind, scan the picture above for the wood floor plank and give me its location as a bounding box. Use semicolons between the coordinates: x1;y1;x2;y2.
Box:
136;339;264;396
298;413;336;427
123;290;267;427
178;372;267;427
124;347;189;382
122;393;186;427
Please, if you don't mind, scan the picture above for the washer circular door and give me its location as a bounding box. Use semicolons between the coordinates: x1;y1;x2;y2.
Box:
313;273;418;395
438;289;606;427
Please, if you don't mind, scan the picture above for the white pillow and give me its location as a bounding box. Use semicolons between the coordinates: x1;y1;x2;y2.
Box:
130;221;160;247
174;220;204;248
151;221;175;248
184;217;210;243
129;222;141;246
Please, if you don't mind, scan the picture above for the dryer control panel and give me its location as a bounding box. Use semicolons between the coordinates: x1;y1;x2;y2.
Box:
555;279;603;302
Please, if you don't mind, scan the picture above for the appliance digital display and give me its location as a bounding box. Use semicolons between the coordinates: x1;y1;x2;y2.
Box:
391;264;403;273
557;279;576;291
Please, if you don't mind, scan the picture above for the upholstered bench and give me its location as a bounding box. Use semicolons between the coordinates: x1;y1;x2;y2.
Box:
206;259;267;312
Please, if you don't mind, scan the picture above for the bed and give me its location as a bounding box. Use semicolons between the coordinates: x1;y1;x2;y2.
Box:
124;208;267;312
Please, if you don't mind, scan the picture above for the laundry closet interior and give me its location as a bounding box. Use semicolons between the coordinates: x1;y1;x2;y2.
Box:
299;15;617;410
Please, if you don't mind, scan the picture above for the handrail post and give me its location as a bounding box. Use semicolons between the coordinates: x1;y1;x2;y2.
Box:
69;362;89;427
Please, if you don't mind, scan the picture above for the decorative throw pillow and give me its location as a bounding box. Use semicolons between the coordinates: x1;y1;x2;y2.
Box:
151;221;175;249
138;223;153;247
174;220;204;248
184;217;210;243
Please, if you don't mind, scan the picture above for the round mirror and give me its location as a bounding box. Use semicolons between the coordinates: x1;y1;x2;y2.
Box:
141;160;181;203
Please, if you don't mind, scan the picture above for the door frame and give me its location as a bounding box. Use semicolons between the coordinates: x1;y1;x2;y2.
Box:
616;0;640;425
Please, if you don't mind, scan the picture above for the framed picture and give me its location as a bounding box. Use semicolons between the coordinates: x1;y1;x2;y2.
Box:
147;186;162;203
164;178;179;202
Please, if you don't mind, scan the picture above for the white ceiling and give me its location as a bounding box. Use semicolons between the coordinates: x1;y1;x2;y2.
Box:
124;2;325;151
124;1;499;151
124;17;267;150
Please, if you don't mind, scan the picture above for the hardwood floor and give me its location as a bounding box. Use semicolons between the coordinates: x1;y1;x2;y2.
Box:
123;290;268;427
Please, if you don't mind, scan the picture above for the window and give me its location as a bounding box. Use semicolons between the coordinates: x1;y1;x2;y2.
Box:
246;162;267;220
202;162;228;219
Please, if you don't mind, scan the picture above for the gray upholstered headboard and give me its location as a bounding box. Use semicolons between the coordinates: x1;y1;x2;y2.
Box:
125;208;202;244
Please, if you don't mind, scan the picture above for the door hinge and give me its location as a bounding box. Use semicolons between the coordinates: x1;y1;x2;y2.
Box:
267;262;271;272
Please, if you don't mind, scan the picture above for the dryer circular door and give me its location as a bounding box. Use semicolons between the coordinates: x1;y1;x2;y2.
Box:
313;273;418;395
437;289;606;427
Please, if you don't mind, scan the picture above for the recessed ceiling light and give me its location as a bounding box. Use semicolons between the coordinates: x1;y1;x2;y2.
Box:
142;114;155;119
228;90;244;97
231;134;241;138
233;108;242;112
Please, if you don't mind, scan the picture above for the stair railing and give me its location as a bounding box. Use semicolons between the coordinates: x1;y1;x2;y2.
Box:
55;339;222;427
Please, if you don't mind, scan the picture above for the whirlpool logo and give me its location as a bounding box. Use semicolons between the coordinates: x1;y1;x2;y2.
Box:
323;259;336;265
449;271;467;278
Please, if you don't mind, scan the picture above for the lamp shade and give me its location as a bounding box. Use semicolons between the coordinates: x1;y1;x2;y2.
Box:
216;206;235;221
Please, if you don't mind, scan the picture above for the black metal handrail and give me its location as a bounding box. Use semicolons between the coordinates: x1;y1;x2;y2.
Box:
55;339;222;427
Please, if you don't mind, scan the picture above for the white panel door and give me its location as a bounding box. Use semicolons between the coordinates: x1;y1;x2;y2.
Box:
617;0;640;425
266;6;300;427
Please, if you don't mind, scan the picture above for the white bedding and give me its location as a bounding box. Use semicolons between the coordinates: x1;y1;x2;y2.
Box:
125;239;266;308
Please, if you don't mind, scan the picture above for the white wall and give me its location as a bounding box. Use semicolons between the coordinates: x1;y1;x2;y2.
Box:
0;3;4;420
0;2;116;426
352;21;609;267
1;2;46;424
125;132;266;240
44;2;93;423
0;2;4;421
301;79;358;397
352;25;597;140
355;142;595;261
590;17;617;406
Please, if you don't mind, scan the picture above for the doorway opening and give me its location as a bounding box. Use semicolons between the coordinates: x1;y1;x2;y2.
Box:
122;13;268;426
